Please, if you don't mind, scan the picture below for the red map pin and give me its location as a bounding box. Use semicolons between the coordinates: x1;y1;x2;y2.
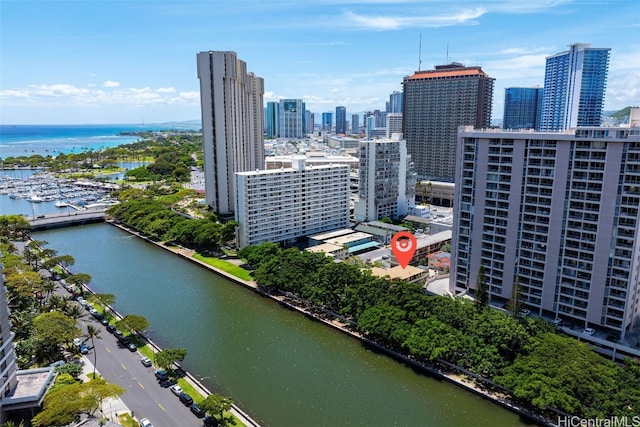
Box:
390;231;417;269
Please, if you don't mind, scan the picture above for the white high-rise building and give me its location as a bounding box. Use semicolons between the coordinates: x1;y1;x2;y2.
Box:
452;125;640;339
235;158;350;248
354;134;416;222
197;51;265;215
386;113;403;138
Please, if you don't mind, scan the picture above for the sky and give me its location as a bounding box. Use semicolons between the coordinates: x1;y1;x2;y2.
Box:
1;0;639;125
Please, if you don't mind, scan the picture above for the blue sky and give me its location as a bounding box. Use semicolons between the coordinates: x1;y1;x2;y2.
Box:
1;0;638;125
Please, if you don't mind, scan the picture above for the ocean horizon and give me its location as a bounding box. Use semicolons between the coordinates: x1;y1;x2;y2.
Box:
0;122;200;159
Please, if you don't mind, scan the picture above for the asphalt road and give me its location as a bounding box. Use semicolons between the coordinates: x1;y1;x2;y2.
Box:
69;287;207;427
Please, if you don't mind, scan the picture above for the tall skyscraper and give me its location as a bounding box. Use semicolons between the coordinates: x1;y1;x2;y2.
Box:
265;101;278;138
322;112;333;131
278;99;304;138
354;134;416;222
540;43;610;131
402;63;494;182
451;125;640;340
336;106;347;134
197;51;265;215
351;113;360;133
0;266;18;421
389;91;403;113
503;87;543;130
305;110;315;134
386;113;402;138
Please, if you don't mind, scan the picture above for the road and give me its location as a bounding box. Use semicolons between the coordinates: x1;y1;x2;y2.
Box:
68;285;207;427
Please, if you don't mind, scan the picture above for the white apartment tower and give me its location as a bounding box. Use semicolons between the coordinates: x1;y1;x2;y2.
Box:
354;134;416;222
451;126;640;339
386;113;403;138
235;159;350;248
197;51;265;215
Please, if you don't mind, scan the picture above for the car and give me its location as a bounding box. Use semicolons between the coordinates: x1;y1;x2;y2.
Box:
100;318;109;325
114;330;124;339
139;418;153;427
519;309;531;317
127;342;137;352
88;307;98;315
583;327;595;336
141;357;152;367
553;318;563;327
170;384;183;396
179;392;194;406
80;343;89;354
190;403;205;418
606;334;620;343
155;369;169;381
106;324;116;333
73;338;82;348
118;335;130;346
203;415;219;427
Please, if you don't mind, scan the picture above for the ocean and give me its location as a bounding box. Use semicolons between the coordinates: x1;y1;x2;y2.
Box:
0;123;197;159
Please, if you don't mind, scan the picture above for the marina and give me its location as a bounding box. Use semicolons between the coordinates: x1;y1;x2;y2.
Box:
0;171;119;213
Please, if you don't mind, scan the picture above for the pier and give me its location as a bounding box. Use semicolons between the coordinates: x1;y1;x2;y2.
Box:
26;208;107;231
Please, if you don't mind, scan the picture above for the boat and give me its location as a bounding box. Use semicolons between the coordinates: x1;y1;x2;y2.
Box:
27;194;44;203
55;200;70;208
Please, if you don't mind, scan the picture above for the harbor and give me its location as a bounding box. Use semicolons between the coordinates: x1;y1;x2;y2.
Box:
0;171;120;214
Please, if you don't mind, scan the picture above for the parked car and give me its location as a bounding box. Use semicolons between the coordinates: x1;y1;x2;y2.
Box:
139;418;153;427
155;369;169;381
190;403;205;418
179;392;194;406
141;357;152;367
519;309;531;317
106;324;116;333
583;327;595;336
170;384;183;396
127;342;137;352
203;415;219;427
80;343;89;354
552;318;563;327
114;330;124;339
73;338;82;348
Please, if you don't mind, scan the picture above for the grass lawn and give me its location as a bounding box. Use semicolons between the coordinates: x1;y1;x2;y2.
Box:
117;412;138;427
193;254;253;281
175;377;242;426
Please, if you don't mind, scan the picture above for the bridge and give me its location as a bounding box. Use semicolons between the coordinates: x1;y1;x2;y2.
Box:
27;208;108;231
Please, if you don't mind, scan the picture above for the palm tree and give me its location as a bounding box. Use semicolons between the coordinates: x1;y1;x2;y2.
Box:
65;304;85;320
86;324;102;378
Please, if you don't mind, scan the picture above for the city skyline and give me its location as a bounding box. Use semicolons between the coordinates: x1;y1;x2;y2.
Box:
1;0;639;125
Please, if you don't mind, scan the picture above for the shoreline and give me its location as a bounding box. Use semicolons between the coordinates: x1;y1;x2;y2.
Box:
107;220;556;427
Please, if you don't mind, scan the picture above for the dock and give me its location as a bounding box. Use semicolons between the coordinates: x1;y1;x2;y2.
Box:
26;208;107;231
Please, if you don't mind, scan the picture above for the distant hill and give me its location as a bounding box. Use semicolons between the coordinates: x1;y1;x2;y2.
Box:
608;106;632;119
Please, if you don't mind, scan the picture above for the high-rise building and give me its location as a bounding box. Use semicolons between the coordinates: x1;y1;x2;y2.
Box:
503;87;543;130
451;125;640;340
389;91;403;113
354;134;416;222
235;158;350;248
322;112;333;131
402;62;494;182
540;43;610;131
197;51;265;215
386;113;403;138
336;106;347;134
305;110;315;134
0;266;18;422
265;101;278;138
278;99;304;138
351;114;360;133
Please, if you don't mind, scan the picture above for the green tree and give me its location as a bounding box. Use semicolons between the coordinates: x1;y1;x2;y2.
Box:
115;314;149;335
198;393;233;425
154;348;188;371
506;276;525;316
474;265;489;310
33;312;81;362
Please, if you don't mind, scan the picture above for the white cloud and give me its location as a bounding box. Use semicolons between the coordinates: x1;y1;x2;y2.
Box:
103;80;120;88
343;8;486;30
0;83;201;108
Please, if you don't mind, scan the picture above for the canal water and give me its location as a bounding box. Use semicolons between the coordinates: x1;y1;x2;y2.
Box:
34;223;532;427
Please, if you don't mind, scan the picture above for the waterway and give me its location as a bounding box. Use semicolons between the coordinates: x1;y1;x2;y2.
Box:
32;223;533;427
